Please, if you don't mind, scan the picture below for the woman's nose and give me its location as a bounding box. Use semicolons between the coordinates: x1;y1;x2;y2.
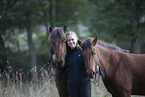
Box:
70;40;73;43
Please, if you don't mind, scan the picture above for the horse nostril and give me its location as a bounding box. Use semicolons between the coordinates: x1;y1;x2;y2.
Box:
60;60;63;64
59;60;63;65
88;71;95;79
57;60;64;66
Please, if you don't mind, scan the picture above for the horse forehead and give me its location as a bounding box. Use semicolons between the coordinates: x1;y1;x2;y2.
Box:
51;28;65;40
82;47;93;54
53;27;62;30
82;39;92;48
81;43;93;50
53;28;61;34
52;38;62;45
53;27;63;32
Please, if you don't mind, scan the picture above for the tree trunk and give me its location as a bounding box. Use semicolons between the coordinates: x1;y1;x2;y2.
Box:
16;39;20;52
0;33;7;71
43;12;49;37
130;0;141;54
132;38;141;54
24;0;37;68
49;0;56;26
130;0;136;53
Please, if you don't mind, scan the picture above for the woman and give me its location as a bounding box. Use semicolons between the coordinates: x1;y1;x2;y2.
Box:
65;31;91;97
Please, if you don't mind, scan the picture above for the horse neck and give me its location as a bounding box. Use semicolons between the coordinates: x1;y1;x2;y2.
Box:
96;44;114;72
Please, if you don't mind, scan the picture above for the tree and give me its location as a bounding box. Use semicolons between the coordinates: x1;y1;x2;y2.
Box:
0;0;18;71
0;0;95;70
23;0;37;67
131;0;145;53
88;0;145;53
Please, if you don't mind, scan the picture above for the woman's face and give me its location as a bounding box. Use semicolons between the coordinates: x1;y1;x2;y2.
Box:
67;35;78;49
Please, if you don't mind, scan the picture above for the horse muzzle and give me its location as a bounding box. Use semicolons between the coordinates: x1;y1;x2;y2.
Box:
56;59;65;68
86;71;95;79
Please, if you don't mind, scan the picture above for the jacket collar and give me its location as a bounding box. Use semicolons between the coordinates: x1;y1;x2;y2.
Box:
67;45;79;54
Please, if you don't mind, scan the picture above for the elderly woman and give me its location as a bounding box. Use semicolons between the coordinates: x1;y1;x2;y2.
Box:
65;31;91;97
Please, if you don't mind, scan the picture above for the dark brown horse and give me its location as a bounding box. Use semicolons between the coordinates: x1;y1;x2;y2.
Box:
78;36;145;97
48;25;69;97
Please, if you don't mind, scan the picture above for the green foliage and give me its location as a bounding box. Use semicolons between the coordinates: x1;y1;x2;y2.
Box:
87;0;145;51
88;1;130;38
7;50;30;72
54;0;90;26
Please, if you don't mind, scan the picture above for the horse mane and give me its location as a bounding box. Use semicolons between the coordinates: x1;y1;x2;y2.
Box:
97;40;129;53
48;27;66;56
82;37;129;53
81;38;93;48
48;27;66;41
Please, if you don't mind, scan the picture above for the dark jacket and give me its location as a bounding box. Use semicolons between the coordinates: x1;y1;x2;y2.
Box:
65;45;90;84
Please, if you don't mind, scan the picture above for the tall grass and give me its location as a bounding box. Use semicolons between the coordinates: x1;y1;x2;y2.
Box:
0;66;143;97
0;66;59;97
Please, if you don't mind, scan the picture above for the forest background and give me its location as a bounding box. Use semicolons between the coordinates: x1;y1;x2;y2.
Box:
0;0;145;71
0;0;145;96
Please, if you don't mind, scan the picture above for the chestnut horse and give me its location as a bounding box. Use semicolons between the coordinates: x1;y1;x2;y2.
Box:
48;25;69;97
78;36;145;97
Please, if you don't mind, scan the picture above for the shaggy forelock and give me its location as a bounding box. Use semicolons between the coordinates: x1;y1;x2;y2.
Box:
50;27;66;40
81;39;93;48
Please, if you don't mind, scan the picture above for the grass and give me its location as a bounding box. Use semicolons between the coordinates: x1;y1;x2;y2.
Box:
0;66;59;97
0;66;144;97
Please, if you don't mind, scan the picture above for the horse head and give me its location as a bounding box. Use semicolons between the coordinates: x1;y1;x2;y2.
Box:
48;25;67;69
78;36;98;78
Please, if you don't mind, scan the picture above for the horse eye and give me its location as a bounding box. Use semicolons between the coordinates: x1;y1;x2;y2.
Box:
63;40;66;43
93;48;96;55
92;51;96;56
92;51;94;56
94;51;96;55
62;39;66;43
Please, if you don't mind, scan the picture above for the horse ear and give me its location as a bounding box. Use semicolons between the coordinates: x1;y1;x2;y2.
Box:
48;26;53;33
78;39;82;47
93;36;98;46
63;25;67;33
